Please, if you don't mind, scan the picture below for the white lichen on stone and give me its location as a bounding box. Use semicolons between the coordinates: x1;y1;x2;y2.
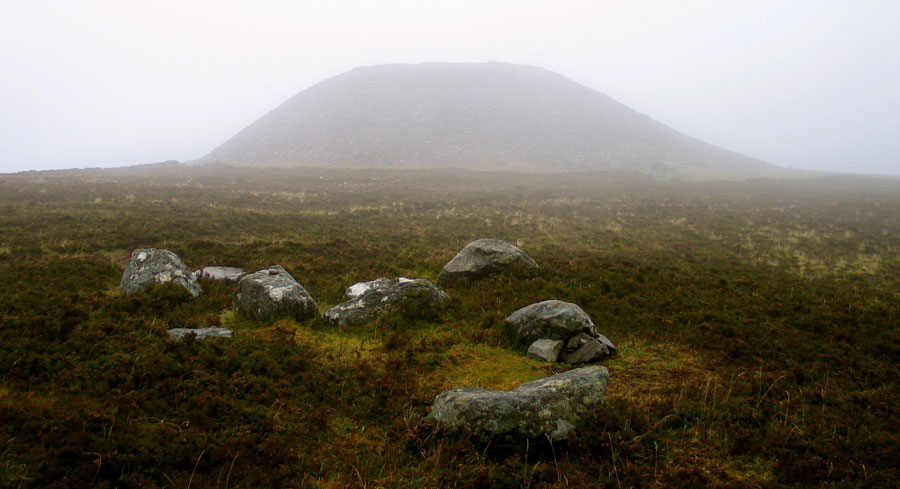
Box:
268;285;293;301
346;282;372;299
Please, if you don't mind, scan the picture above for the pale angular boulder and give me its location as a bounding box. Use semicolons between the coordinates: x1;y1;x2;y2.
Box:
325;277;449;326
120;248;201;297
424;366;609;440
527;339;564;362
436;238;538;286
233;265;319;321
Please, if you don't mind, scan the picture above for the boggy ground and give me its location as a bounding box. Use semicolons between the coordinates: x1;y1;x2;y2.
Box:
0;164;898;488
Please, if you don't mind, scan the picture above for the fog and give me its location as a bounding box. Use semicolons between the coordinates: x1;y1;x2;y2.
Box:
1;0;898;175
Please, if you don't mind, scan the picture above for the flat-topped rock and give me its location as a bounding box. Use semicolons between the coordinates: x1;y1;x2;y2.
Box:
120;248;201;297
424;366;609;440
436;238;538;286
193;266;244;281
167;327;233;341
507;300;597;343
325;277;450;326
233;265;319;322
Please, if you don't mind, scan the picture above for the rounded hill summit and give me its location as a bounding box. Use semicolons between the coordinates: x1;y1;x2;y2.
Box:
203;62;777;177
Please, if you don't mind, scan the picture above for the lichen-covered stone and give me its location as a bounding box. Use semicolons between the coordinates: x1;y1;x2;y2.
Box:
193;266;244;281
167;327;233;341
436;238;538;286
507;300;597;343
233;265;319;322
120;248;201;297
325;277;449;326
424;366;609;440
527;339;564;362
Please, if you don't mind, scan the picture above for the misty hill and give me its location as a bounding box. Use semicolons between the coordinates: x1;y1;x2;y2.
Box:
202;62;781;178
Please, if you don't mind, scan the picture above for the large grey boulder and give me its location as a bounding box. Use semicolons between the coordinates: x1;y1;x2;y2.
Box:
507;300;597;343
193;266;244;281
168;327;233;341
325;277;450;326
120;248;202;297
233;265;319;321
424;366;609;440
436;238;538;286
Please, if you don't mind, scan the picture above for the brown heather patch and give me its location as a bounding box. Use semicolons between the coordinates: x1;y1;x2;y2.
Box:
0;166;898;488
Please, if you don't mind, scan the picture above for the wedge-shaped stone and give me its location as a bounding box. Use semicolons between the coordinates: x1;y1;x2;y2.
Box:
437;238;538;286
424;366;609;440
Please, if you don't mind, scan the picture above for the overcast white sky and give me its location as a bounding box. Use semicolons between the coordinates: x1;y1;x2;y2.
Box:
1;0;898;174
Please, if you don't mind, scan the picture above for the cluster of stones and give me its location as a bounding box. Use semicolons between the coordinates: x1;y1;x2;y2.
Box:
508;300;616;364
119;239;614;440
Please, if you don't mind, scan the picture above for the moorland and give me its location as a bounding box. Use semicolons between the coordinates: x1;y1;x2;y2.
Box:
0;163;898;488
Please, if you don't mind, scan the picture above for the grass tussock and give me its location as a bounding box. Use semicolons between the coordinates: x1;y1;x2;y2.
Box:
0;165;898;488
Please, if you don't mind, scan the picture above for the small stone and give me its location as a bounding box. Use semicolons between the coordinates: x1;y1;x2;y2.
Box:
167;327;233;341
192;266;244;282
527;339;564;362
597;334;616;355
561;338;609;364
564;332;596;352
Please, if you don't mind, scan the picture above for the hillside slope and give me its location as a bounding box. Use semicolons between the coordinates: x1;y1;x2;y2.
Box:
203;62;780;178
